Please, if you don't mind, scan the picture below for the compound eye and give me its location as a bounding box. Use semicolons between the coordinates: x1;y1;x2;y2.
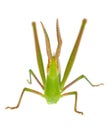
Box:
47;59;51;73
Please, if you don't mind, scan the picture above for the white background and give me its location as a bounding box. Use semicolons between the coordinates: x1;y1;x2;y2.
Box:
0;0;111;129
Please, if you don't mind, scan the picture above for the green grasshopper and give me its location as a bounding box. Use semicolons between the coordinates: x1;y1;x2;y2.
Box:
6;19;103;114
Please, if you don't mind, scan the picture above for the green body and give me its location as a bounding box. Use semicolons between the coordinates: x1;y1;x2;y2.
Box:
6;19;103;114
45;57;61;104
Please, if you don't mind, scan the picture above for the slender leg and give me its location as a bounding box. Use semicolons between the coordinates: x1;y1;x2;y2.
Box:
5;87;44;109
63;74;104;91
27;69;44;90
62;91;83;115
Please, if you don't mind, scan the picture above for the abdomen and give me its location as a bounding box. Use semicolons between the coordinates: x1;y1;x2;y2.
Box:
44;75;61;104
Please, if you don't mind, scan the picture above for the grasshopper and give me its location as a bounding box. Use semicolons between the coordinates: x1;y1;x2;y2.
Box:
6;19;103;114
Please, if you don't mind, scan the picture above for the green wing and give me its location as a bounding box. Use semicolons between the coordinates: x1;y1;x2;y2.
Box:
61;19;87;87
32;22;46;86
